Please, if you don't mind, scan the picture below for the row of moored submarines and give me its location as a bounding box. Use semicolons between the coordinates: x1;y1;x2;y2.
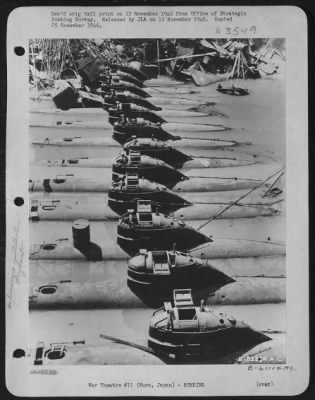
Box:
28;62;286;365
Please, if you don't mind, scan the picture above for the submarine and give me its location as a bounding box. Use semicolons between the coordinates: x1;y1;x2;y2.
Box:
109;67;148;83
107;103;219;126
13;330;284;365
50;76;196;115
127;251;285;307
29;219;285;261
28;258;285;309
117;200;212;256
112;151;188;187
102;90;162;111
108;103;162;125
41;151;256;170
112;118;178;144
112;116;227;144
29;178;282;221
13;340;163;365
108;173;281;218
109;63;150;82
38;93;220;125
100;81;151;98
100;69;146;87
124;136;209;165
107;103;171;125
28;258;234;309
101;87;207;111
32;135;239;153
28;170;277;194
30;87;205;111
127;249;234;307
148;289;271;362
30;161;284;194
123;137;254;168
102;88;203;108
101;82;150;98
103;72;145;88
30;113;229;133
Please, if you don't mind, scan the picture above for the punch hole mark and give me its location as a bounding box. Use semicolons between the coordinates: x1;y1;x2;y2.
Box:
14;197;24;207
14;46;25;56
13;348;26;358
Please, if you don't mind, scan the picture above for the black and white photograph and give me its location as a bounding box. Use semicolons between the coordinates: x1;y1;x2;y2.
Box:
28;37;286;365
5;5;309;397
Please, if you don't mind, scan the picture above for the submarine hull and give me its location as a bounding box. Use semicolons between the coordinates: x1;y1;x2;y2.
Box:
112;165;187;188
108;109;166;125
148;325;270;362
117;224;211;256
104;95;160;111
108;192;190;215
106;84;149;98
30;93;204;110
27;342;164;365
127;264;234;308
29;276;285;309
30;115;228;132
33;136;238;150
124;144;191;167
29;175;266;193
29;217;286;260
112;126;175;144
115;65;149;82
112;74;145;88
23;335;285;365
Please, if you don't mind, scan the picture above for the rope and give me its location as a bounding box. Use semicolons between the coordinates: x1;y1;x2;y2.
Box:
100;334;155;355
193;199;284;206
196;165;286;231
186;176;260;181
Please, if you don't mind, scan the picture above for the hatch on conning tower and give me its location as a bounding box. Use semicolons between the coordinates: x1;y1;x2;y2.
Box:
129;150;141;165
171;289;198;330
152;251;171;275
126;173;139;190
137;199;153;213
136;200;154;225
173;289;194;308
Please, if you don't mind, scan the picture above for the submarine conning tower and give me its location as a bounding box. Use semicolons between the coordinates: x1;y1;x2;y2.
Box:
123;137;192;167
108;172;191;215
108;103;166;126
112;117;176;144
148;289;271;361
100;80;150;99
111;150;188;188
116;200;212;256
103;90;161;111
127;249;235;308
